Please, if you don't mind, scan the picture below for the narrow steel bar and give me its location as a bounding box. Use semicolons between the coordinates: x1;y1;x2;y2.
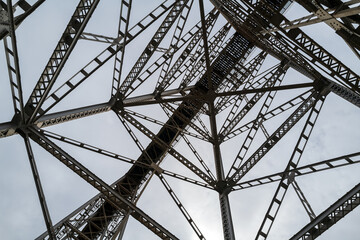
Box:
216;82;314;98
79;31;117;44
233;152;360;191
40;129;149;168
162;169;214;189
158;173;206;239
124;108;208;141
290;183;360;240
36;102;112;128
123;83;313;107
21;132;56;239
292;180;316;220
0;102;110;138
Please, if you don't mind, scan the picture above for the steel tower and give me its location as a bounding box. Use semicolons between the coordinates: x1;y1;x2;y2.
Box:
0;0;359;239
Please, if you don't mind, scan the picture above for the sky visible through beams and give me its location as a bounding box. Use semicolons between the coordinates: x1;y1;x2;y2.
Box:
0;0;359;239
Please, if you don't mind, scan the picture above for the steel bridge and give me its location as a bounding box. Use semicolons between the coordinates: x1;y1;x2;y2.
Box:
0;0;359;239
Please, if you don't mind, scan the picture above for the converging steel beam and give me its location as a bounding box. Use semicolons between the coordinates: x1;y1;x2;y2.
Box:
28;127;179;240
255;96;325;239
25;0;101;123
227;90;319;187
45;32;253;239
211;0;360;92
157;173;206;240
155;0;195;94
118;0;190;96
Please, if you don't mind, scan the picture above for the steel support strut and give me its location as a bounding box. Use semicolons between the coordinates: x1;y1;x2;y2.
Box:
28;127;179;240
233;152;360;191
255;95;325;239
200;0;236;236
4;0;25;121
290;183;360;240
209;99;236;240
21;131;56;239
25;0;101;123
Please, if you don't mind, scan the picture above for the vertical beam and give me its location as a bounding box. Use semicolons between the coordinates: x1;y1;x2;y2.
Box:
209;99;236;240
199;0;236;237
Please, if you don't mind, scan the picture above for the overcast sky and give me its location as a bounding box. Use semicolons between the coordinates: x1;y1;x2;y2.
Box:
0;0;359;239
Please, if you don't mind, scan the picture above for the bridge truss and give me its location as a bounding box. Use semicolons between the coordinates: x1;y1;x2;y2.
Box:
0;0;359;239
